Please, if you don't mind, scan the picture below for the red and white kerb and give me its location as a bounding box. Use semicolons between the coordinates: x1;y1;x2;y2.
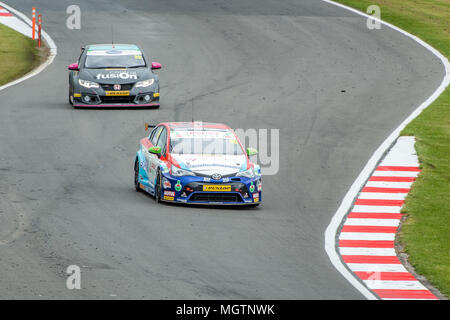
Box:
338;137;438;300
0;6;13;17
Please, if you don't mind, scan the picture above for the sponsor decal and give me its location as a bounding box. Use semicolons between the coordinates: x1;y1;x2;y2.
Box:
140;158;147;169
175;180;182;191
203;185;231;192
95;71;138;81
163;178;172;189
249;182;255;193
105;90;130;96
163;191;175;201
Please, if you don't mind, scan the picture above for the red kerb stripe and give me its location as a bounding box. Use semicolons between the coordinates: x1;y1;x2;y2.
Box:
362;187;410;193
374;289;437;299
355;199;404;206
369;176;415;182
354;272;416;281
376;166;420;172
348;212;403;219
342;255;401;264
339;240;395;248
341;225;397;233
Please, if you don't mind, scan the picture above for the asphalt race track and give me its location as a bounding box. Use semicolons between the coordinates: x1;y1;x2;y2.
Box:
0;0;444;299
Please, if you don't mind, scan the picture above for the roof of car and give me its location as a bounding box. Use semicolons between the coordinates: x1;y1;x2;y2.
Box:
86;44;141;51
165;122;231;131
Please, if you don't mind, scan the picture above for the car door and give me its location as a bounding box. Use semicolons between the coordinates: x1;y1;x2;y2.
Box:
147;126;167;187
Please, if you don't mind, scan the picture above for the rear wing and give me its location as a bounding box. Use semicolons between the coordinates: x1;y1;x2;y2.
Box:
144;123;156;131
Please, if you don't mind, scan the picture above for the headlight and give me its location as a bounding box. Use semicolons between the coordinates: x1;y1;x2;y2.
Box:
171;166;196;177
135;78;155;88
78;79;100;89
236;167;255;178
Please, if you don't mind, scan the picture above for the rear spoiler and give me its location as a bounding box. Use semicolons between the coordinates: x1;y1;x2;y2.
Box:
144;123;156;131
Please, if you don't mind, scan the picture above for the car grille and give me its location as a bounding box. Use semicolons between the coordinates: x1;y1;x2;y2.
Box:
100;83;134;91
190;193;242;202
100;95;136;104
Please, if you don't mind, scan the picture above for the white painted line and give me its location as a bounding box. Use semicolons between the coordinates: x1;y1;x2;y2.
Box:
0;2;57;93
323;0;450;300
344;218;400;227
358;192;408;200
352;205;401;213
364;280;427;290
339;247;397;256
339;232;396;241
347;263;408;273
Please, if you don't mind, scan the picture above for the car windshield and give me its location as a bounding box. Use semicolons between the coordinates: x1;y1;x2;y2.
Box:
85;50;146;68
170;130;244;156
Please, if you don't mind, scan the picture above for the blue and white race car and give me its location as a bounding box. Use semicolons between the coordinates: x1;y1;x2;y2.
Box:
134;122;262;206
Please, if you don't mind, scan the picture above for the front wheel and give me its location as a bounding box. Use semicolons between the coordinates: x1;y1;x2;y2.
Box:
134;160;141;192
154;170;162;203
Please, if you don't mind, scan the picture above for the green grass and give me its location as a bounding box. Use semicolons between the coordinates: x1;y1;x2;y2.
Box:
334;0;450;297
0;23;41;86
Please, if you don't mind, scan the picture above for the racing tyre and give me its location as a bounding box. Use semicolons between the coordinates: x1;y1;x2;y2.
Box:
154;170;162;203
68;78;74;105
134;160;141;192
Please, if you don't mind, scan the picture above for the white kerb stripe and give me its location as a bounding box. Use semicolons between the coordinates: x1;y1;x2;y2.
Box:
347;263;408;273
358;192;408;200
365;181;414;189
352;205;402;213
344;218;400;227
364;280;427;290
372;171;419;177
339;232;396;241
339;247;397;256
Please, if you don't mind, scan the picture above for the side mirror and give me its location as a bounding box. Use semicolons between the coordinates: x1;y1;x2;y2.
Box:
247;147;258;156
151;62;162;70
68;63;79;71
149;146;161;155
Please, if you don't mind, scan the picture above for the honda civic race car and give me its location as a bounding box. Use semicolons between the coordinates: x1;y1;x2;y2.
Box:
134;122;262;206
68;44;161;108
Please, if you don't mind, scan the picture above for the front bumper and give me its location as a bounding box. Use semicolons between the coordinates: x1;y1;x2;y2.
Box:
72;89;160;107
160;174;262;205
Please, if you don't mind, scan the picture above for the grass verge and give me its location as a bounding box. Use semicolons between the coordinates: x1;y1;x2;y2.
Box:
0;23;42;86
332;0;450;298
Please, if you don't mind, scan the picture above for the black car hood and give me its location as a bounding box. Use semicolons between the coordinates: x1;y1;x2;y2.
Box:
80;68;153;84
